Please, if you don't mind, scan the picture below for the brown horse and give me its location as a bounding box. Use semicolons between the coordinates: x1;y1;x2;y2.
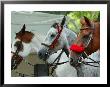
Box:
69;16;100;77
70;16;100;55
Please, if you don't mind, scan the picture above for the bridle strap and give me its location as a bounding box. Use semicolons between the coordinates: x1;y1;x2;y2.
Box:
85;33;93;48
49;50;69;76
41;43;50;48
49;24;63;49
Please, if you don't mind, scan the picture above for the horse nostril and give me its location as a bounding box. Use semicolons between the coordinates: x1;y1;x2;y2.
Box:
45;52;49;57
38;51;42;58
38;50;49;60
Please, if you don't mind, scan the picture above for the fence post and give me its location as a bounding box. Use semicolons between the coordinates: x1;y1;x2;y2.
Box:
34;64;49;77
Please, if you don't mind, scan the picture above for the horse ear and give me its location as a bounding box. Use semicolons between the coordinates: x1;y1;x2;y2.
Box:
83;16;91;27
61;16;66;28
21;24;26;33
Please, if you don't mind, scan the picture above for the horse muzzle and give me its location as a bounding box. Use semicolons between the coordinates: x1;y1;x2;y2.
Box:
38;49;50;61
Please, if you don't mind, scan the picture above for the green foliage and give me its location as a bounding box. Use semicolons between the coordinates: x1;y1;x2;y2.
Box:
67;11;100;33
36;11;100;34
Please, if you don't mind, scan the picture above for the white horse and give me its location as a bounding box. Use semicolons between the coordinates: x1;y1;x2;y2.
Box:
38;16;78;77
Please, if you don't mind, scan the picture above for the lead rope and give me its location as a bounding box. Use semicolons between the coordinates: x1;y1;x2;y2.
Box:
11;49;22;70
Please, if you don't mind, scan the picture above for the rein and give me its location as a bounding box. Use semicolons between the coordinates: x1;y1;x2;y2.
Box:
11;50;23;70
11;41;23;70
81;52;100;67
48;50;69;76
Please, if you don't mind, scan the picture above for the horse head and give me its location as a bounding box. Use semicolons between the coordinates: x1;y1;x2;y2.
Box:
76;16;94;47
69;16;100;67
11;24;36;58
38;16;70;61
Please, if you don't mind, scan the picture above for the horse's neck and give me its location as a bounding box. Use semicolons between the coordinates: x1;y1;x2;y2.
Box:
63;28;77;46
47;50;69;64
30;32;43;53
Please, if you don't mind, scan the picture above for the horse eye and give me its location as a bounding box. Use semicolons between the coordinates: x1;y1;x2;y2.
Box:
83;35;88;38
50;34;55;38
16;33;18;35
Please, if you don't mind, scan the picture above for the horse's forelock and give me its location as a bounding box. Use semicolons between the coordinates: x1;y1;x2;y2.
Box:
51;23;59;29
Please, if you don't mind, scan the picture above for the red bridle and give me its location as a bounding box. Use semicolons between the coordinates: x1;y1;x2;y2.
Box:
41;24;63;50
49;24;63;49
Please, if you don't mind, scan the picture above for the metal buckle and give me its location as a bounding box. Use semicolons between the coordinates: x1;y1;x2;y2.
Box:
78;57;84;63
